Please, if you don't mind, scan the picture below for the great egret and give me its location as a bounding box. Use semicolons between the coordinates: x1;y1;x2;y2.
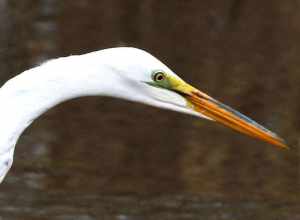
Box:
0;47;286;183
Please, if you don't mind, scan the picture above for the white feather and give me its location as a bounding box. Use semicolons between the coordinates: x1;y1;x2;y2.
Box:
0;47;208;183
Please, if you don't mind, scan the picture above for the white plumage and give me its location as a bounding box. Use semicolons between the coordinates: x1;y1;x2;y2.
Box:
0;47;286;183
0;48;206;182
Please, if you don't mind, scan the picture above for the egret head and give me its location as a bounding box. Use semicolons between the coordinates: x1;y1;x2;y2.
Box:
99;47;287;149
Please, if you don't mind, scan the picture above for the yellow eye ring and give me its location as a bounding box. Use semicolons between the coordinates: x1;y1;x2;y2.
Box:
152;71;165;82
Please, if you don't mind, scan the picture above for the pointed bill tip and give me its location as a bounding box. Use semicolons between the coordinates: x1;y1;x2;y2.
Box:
273;138;289;150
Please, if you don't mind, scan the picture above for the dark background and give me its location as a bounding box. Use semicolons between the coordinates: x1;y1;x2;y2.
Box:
0;0;299;219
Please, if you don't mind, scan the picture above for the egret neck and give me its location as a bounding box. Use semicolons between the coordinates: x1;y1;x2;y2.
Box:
0;50;133;181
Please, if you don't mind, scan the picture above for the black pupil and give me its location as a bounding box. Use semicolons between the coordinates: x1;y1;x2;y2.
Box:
156;73;164;81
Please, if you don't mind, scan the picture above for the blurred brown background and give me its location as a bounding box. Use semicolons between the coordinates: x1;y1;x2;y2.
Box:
0;0;299;219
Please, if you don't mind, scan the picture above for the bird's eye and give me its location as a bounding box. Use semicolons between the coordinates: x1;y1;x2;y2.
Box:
152;71;165;82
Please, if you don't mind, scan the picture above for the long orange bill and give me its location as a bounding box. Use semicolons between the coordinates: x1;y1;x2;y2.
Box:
184;89;287;149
